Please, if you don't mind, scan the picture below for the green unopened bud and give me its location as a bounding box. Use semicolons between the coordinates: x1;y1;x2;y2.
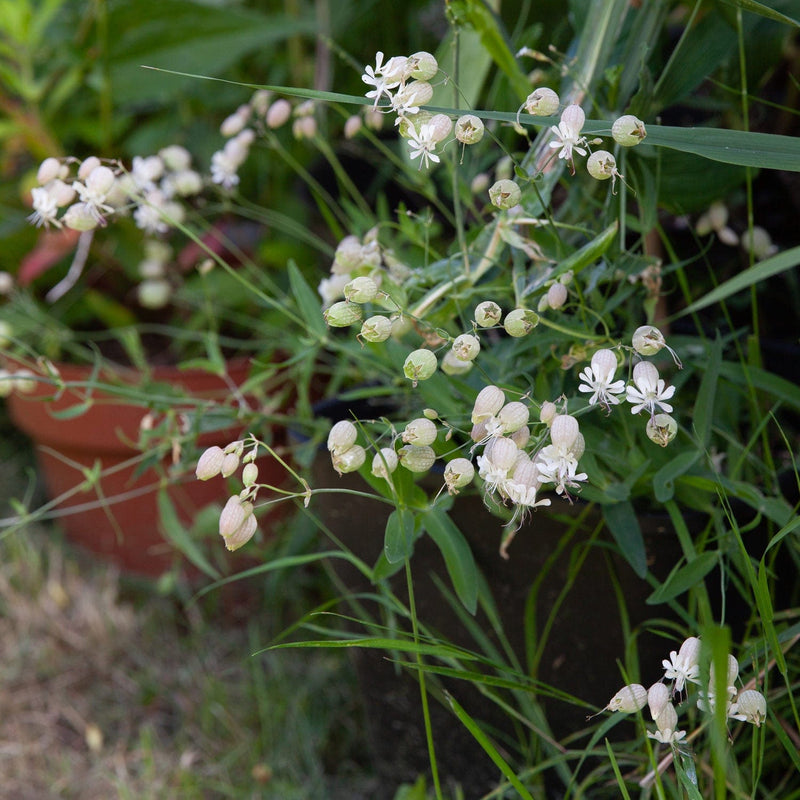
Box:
646;413;678;447
489;179;521;210
344;276;379;303
398;444;436;473
441;349;472;375
455;114;484;144
371;447;399;479
546;283;567;309
503;308;539;337
408;51;438;80
327;420;358;456
612;114;646;146
242;462;259;486
474;301;502;327
323;300;363;327
360;315;393;342
452;333;480;362
403;349;437;383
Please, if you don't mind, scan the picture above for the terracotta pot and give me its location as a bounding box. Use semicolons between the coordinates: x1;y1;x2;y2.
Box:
5;358;286;576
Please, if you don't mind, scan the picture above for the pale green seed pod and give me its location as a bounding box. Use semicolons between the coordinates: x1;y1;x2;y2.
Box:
489;179;521;210
474;301;502;327
452;333;480;362
403;349;437;383
524;87;559;116
399;444;436;473
606;683;648;713
441;349;473;376
402;417;438;446
632;325;666;356
327;420;358;455
360;315;393;343
646;413;678;447
472;385;505;424
444;458;475;493
332;444;366;475
323;300;363;327
344;276;379;303
408;51;438;81
586;150;617;181
63;202;99;231
371;447;399;479
612;114;647;146
196;445;225;480
455;114;484;144
503;308;539;337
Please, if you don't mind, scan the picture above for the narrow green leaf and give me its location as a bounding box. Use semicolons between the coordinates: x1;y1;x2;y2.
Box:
554;222;619;280
717;0;800;27
654;451;701;503
692;336;722;449
421;508;478;615
384;508;415;565
445;692;536;800
287;260;327;339
603;501;647;578
679;244;800;316
647;551;717;604
157;491;220;579
50;399;94;420
269;636;480;661
757;560;787;674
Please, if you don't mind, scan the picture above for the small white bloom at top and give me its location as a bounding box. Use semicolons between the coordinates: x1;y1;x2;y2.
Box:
578;349;625;411
626;361;676;416
407;123;440;169
535;414;588;497
362;51;403;109
548;104;587;173
662;636;701;693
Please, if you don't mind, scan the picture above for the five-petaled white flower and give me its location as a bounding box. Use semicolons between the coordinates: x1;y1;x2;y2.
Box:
534;414;587;497
361;51;403;109
548;104;587;173
407;123;441;169
626;361;675;416
662;637;701;693
578;349;626;410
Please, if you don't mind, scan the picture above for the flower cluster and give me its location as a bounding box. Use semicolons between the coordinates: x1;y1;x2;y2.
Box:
604;636;767;750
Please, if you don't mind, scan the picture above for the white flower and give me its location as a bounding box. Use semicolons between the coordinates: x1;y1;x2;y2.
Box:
578;349;626;410
28;186;61;228
72;164;117;222
662;636;701;693
476;436;519;494
647;701;687;745
361;51;403;109
535;414;587;497
130;154;165;192
407;123;440;169
647;726;687;745
626;361;676;416
729;689;766;726
548;104;587;172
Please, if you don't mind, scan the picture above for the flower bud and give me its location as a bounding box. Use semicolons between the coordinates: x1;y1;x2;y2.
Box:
612;114;647;146
266;99;292;128
472;385;505;424
444;458;474;493
647;682;670;721
606;684;647;713
196;446;225;480
137;278;172;309
455;114;484;144
539;401;557;425
360;315;393;343
489;179;521;210
474;301;502;327
561;104;585;132
344;115;362;139
327;420;358;455
550;414;579;451
219;495;248;539
403;349;437;383
222;503;257;551
323;300;363;327
546;282;568;309
220;451;240;478
483;436;519;471
293;116;317;139
37;157;64;185
646;413;678;447
524;87;559;116
503;308;539;337
451;333;480;362
510;425;530;448
242;462;259;486
402;417;437;446
399;444;436;473
78;156;102;180
428;113;453;143
332;444;366;475
344;276;379;303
